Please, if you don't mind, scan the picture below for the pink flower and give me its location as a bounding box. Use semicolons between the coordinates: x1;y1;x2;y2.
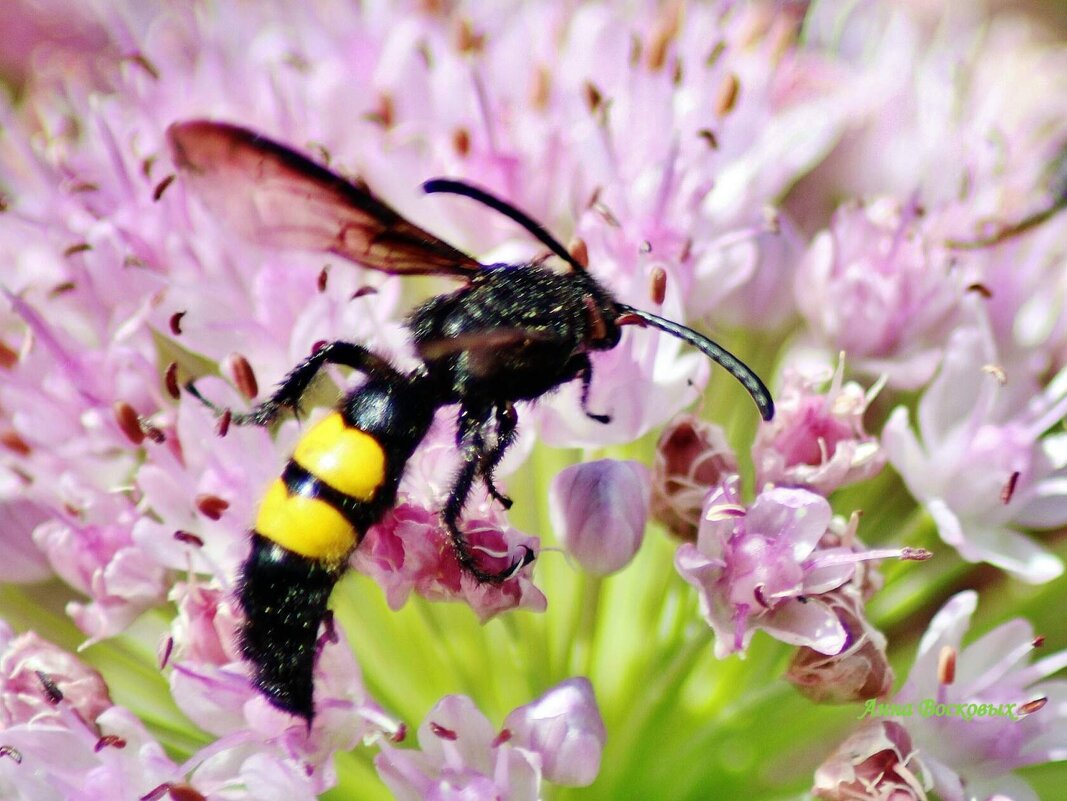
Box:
753;360;885;495
649;414;739;541
674;477;849;657
795;198;963;389
549;459;650;576
676;478;923;658
375;679;604;799
890;591;1067;801
882;322;1067;583
355;501;545;624
0;624;112;731
813;720;932;801
0;627;179;799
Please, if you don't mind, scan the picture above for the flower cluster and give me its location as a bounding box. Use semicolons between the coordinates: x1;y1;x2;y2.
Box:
1;1;1066;800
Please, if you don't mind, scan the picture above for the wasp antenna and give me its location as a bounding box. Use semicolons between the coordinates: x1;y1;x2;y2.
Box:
616;304;774;421
423;178;586;272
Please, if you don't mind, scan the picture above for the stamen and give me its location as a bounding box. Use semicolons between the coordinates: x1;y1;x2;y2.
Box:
159;636;174;669
114;401;146;445
430;722;458;740
714;73;740;116
317;266;329;292
937;646;956;685
1;433;31;456
174;530;204;547
165;362;181;399
152;174;175;201
452;127;471;157
169;311;185;335
649;267;667;305
95;734;128;751
568;238;589;269
226;354;259;399
492;728;513;747
195;494;229;520
1001;471;1020;504
982;364;1007;385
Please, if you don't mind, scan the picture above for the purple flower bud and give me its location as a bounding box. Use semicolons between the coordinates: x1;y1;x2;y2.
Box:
549;460;651;575
505;677;606;787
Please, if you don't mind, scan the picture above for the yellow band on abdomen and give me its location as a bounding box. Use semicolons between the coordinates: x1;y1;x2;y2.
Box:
254;479;357;562
292;412;386;500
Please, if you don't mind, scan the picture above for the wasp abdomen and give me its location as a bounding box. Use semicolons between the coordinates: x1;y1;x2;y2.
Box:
237;533;342;720
239;410;391;719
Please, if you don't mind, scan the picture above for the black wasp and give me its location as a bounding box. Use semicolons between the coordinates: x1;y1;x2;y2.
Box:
167;120;774;721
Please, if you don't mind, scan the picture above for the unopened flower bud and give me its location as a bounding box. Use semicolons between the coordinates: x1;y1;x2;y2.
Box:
549;460;650;575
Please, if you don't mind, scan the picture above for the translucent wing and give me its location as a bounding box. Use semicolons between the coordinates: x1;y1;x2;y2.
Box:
167;120;482;277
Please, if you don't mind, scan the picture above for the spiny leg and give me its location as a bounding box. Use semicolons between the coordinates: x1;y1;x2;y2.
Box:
444;403;532;583
572;353;611;424
185;340;397;427
478;401;518;510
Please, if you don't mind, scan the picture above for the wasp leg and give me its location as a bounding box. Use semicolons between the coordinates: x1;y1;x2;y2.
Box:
444;403;533;584
478;401;517;510
570;353;611;424
185;341;397;427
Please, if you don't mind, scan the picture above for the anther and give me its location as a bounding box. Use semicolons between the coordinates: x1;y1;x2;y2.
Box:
159;636;174;669
583;81;603;113
169;311;186;335
153;174;175;201
63;243;92;257
430;722;458;740
982;364;1007;385
174;530;204;547
937;646;956;685
1019;698;1047;716
216;408;231;438
714;73;740;117
165;362;181;399
95;734;127;752
452;128;471;157
568;238;589;269
1001;471;1020;504
1;433;32;456
650;267;667;305
114;401;146;445
123;52;160;80
227;354;259;400
195;494;229;520
0;340;17;369
492;728;513;747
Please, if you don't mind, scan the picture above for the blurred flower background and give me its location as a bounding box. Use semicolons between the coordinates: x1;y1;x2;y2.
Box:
1;1;1066;799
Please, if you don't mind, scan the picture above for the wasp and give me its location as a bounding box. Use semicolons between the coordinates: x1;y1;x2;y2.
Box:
167;120;774;721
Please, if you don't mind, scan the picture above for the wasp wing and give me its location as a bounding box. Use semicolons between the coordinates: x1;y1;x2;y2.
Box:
167;120;482;277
